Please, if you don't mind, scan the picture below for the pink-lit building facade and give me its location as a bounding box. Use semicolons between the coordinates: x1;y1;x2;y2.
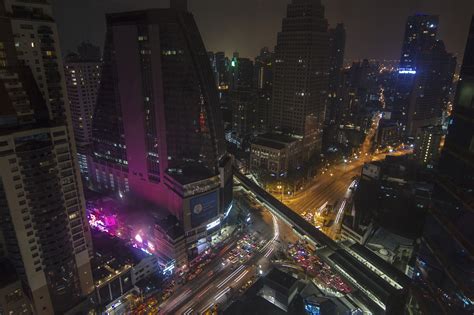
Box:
89;1;232;262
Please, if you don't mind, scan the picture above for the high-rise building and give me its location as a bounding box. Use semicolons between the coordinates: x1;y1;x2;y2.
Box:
231;89;257;137
439;16;474;190
405;41;456;135
214;51;229;89
207;51;218;87
254;47;273;91
64;44;101;180
0;1;94;314
229;56;254;91
271;0;330;155
413;125;443;167
397;14;456;136
412;18;474;313
76;42;101;61
328;23;345;92
326;23;346;125
254;47;274;133
90;1;232;259
399;15;439;74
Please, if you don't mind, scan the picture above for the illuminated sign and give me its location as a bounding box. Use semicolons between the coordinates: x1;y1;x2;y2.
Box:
206;218;221;230
223;202;233;219
162;262;175;275
190;191;218;228
398;68;416;74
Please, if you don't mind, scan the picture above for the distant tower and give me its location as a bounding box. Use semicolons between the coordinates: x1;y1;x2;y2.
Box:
328;23;346;92
271;0;330;156
326;23;346;124
396;14;456;136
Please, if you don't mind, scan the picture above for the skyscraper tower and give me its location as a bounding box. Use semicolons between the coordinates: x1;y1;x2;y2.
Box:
254;47;274;91
326;23;346;124
328;23;346;92
255;47;274;133
399;15;439;73
397;14;456;136
214;51;229;89
90;1;232;258
0;1;94;313
64;44;102;180
271;0;330;155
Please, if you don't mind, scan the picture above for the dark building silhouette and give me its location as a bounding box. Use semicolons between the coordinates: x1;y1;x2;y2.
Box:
271;0;330;155
254;47;274;133
328;23;346;93
231;89;258;137
254;47;274;91
439;16;474;192
90;1;232;258
325;23;346;125
215;51;229;88
229;56;254;91
405;17;474;314
77;42;101;61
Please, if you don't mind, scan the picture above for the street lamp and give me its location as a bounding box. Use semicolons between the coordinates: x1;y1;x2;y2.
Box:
276;185;283;202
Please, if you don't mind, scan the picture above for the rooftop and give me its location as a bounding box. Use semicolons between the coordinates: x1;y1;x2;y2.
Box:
265;267;299;290
92;230;150;266
350;243;411;288
260;132;300;143
224;296;287;315
156;215;184;240
166;162;217;185
252;138;286;150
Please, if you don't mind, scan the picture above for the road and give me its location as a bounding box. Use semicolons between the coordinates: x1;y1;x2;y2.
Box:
282;112;411;239
287;112;381;215
159;191;281;314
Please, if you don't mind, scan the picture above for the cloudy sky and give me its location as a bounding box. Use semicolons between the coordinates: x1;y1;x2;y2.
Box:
54;0;474;62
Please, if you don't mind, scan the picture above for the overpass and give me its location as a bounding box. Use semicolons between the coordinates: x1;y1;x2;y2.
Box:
234;170;339;251
233;169;410;313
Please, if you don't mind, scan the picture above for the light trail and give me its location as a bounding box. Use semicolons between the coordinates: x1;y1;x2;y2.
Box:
264;247;274;258
162;289;191;311
260;210;279;252
183;308;194;315
216;265;245;288
196;286;211;298
334;200;346;225
214;286;231;301
234;269;249;283
199;302;214;314
316;201;328;215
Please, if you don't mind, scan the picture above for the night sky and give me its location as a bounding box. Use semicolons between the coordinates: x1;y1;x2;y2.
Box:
54;0;474;62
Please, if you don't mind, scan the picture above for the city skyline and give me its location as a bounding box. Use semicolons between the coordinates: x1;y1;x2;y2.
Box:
55;0;474;61
0;0;472;313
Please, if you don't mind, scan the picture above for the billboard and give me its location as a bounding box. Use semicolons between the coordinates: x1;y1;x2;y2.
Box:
190;191;218;228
